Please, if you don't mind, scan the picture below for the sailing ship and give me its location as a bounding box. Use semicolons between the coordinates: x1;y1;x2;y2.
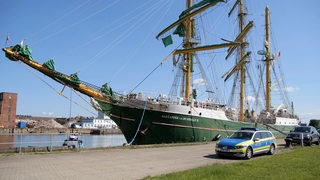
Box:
3;0;299;145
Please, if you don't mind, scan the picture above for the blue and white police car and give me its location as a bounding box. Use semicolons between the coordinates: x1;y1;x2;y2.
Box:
215;128;277;159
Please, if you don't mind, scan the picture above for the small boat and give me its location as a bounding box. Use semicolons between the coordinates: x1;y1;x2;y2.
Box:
62;134;83;148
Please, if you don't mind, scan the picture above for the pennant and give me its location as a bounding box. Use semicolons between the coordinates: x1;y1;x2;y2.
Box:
20;39;25;46
277;51;281;57
6;34;10;43
161;35;173;47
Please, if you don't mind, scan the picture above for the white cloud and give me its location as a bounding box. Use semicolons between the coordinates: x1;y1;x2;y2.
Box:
42;112;54;116
284;86;299;93
245;96;257;103
193;78;205;86
273;86;299;93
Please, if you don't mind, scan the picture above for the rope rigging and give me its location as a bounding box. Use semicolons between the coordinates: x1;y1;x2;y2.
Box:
129;50;177;94
74;0;171;74
18;62;97;116
26;0;91;41
31;0;121;46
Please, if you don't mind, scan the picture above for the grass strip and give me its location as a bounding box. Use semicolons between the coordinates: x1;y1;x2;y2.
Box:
145;146;320;180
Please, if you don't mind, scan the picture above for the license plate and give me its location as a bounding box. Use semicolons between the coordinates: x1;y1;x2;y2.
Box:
220;147;230;152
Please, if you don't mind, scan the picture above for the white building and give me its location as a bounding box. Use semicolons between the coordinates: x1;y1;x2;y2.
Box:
81;113;117;129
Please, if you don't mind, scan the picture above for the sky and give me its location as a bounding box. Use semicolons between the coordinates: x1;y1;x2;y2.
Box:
1;0;319;124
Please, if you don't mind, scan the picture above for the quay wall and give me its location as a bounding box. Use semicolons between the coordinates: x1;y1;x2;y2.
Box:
0;145;80;153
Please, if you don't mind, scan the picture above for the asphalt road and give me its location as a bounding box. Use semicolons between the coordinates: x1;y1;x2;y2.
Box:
0;139;286;180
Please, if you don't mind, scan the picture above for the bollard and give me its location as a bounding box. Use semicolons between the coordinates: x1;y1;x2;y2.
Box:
301;133;303;147
19;134;22;153
50;134;52;152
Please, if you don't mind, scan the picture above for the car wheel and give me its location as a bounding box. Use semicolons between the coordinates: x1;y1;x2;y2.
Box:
268;144;275;155
316;138;320;145
308;138;313;146
285;140;291;148
245;147;253;159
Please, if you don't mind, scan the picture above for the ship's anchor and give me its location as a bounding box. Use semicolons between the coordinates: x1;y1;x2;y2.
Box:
139;127;148;135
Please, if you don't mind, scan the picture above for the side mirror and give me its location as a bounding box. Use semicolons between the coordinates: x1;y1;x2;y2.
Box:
253;138;260;142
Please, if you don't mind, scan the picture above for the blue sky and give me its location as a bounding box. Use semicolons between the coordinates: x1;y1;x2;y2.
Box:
1;0;319;123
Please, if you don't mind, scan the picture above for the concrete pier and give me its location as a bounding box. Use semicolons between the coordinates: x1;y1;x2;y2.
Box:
0;139;286;180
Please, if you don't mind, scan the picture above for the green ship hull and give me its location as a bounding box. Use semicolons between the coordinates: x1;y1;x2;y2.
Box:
97;100;295;145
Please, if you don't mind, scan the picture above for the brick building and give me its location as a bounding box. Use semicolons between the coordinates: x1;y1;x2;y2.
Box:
0;92;17;128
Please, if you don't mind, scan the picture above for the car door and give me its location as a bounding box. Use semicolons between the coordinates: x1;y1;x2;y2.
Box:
252;132;263;153
310;127;319;142
261;132;270;147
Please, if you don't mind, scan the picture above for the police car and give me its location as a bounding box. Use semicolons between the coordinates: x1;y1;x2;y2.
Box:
215;128;277;159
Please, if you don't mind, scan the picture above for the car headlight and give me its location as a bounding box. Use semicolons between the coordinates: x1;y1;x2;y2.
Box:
234;145;246;149
305;134;310;139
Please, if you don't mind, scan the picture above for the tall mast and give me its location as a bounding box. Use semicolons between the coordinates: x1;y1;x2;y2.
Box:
265;6;271;112
229;0;252;122
184;0;193;101
225;0;252;122
238;0;246;122
159;0;243;102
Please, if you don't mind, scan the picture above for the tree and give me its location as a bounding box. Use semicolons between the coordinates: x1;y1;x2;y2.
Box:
55;118;67;125
309;119;320;129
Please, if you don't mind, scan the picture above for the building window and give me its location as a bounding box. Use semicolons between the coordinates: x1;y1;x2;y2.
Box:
7;115;10;123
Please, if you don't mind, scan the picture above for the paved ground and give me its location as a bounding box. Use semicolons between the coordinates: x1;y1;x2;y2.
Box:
0;139;286;180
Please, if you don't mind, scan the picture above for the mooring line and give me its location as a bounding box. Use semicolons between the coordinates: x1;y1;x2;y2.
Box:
128;101;147;145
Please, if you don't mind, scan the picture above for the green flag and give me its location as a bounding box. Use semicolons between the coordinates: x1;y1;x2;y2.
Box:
161;35;173;47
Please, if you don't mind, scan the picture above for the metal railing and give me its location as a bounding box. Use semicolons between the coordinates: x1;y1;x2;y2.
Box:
0;133;82;153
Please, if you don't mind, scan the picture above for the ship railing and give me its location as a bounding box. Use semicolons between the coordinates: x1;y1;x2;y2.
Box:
123;92;228;111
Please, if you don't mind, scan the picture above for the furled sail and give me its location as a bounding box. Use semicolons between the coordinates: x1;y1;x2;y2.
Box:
156;0;225;39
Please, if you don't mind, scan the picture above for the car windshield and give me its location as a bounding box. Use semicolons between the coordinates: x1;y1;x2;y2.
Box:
293;127;310;133
230;132;253;140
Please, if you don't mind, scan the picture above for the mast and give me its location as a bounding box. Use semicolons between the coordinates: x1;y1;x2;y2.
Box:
265;6;271;112
226;0;251;122
184;0;193;101
158;0;240;102
238;0;246;122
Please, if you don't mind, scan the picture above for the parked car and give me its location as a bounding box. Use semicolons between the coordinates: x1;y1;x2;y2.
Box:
215;128;277;159
285;126;320;146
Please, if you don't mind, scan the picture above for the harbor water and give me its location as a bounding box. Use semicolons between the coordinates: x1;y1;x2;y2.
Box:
0;134;127;150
